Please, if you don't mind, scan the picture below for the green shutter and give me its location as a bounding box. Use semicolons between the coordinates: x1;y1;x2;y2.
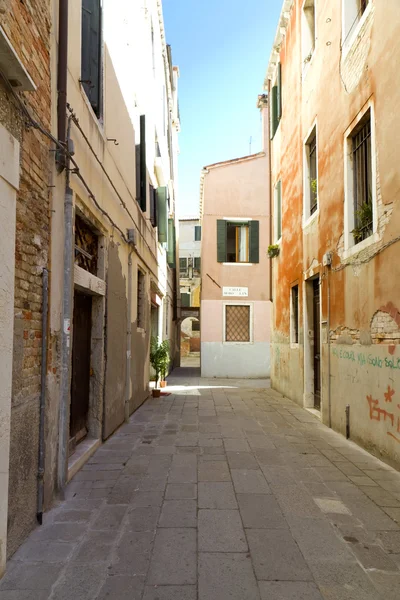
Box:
217;220;227;262
81;0;101;116
167;218;176;267
270;86;278;139
181;292;190;307
249;221;259;263
195;225;201;241
276;63;282;122
140;115;147;212
157;186;168;243
194;257;201;270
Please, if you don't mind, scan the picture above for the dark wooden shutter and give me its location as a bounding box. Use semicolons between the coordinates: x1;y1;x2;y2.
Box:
140;115;147;212
157;186;168;243
181;293;190;307
270;86;278;139
217;220;227;262
167;218;176;267
249;221;259;263
195;225;202;241
194;257;201;270
276;63;282;122
149;185;157;227
276;181;282;240
81;0;101;116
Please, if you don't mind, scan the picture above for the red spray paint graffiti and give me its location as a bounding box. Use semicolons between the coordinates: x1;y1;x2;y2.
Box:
367;388;400;443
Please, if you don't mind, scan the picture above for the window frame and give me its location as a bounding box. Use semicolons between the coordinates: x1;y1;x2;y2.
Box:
223;302;253;345
290;284;300;346
194;225;202;241
303;121;319;226
179;257;188;275
226;222;250;263
343;102;378;257
274;180;282;243
301;0;317;69
342;0;372;55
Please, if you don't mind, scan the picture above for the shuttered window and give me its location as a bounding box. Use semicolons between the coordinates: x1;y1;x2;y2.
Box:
156;186;168;243
167;218;176;268
194;225;202;241
149;185;157;227
181;292;190;307
139;115;147;212
81;0;102;117
194;257;201;271
216;220;259;263
270;63;282;139
274;181;282;242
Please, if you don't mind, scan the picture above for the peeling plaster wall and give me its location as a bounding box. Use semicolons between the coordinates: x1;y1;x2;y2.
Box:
269;0;400;463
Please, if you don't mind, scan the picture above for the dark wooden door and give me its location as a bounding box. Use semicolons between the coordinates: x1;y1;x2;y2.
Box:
70;292;92;452
313;278;321;409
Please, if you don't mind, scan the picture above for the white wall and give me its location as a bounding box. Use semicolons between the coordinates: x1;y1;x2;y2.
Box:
0;123;19;576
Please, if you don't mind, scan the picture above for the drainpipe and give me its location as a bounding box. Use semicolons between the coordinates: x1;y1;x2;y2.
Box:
37;268;49;524
125;246;134;423
57;0;69;167
267;79;273;303
58;116;74;493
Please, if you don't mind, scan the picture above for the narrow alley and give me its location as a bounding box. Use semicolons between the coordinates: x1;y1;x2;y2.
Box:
1;369;400;600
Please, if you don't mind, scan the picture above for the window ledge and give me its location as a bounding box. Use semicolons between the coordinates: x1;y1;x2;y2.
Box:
223;341;254;346
343;231;380;260
222;262;254;267
342;3;373;60
80;84;106;140
302;209;319;230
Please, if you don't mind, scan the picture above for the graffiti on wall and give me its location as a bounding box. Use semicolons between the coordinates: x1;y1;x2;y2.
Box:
332;347;400;370
367;386;400;443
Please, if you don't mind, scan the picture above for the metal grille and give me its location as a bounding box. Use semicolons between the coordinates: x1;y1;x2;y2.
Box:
225;305;250;342
309;132;318;215
352;115;372;241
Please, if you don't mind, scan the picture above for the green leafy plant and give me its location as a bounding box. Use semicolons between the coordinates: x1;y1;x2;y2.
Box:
311;178;318;196
150;337;170;388
268;244;280;258
351;202;373;244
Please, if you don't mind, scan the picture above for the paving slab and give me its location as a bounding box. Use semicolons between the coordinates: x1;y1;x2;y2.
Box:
198;552;260;600
147;528;197;585
198;509;247;552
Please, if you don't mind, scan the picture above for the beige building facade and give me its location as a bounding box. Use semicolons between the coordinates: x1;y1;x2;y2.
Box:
0;0;179;573
267;0;400;463
200;100;272;378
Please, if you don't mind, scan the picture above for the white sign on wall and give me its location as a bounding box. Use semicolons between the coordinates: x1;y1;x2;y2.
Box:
222;286;248;297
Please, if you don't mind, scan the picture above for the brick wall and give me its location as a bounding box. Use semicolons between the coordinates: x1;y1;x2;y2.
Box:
0;0;52;556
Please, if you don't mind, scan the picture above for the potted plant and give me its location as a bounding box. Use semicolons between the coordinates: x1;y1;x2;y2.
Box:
150;338;170;397
268;244;280;258
351;202;373;244
159;340;170;388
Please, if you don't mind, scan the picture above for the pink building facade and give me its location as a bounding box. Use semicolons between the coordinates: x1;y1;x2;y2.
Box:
200;98;272;378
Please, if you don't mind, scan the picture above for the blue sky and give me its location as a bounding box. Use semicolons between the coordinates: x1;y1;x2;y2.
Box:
163;0;282;216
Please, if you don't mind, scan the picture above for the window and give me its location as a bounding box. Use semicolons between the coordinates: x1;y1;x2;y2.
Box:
192;320;200;332
291;285;299;344
137;270;145;329
304;125;318;219
167;218;176;268
350;111;373;244
156;186;168;243
194;225;202;241
136;115;147;212
81;0;102;117
270;63;282;139
302;0;316;64
194;257;201;272
181;292;190;307
180;257;188;275
149;185;157;227
343;0;370;43
165;298;169;337
274;181;282;242
225;305;251;343
216;220;259;263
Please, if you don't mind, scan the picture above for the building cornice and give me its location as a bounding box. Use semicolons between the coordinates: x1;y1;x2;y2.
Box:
264;0;294;87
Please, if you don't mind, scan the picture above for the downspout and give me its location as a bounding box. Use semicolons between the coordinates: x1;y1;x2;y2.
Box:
327;264;332;428
267;80;273;303
125;246;134;423
37;268;49;524
57;0;69;167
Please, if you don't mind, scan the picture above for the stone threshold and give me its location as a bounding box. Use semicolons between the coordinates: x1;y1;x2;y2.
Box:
67;437;101;483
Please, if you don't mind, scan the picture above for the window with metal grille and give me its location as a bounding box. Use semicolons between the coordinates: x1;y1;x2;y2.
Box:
351;112;372;243
304;126;318;218
137;270;146;329
291;285;299;344
225;305;251;342
179;257;188;274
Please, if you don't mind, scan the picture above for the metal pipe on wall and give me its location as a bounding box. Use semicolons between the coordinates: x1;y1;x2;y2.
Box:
57;0;68;158
37;268;49;524
327;266;332;428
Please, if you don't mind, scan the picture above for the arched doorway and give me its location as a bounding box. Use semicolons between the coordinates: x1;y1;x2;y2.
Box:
180;317;200;367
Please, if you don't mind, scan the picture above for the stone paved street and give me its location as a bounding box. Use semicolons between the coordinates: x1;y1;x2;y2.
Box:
2;368;400;599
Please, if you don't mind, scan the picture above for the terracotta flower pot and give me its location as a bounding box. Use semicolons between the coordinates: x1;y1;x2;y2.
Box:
160;381;167;388
152;389;161;398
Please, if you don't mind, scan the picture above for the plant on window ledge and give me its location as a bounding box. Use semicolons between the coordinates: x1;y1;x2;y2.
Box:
268;244;280;258
351;202;373;244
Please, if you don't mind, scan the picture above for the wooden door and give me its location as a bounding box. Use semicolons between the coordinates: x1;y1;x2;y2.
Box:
313;278;321;409
70;292;92;453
